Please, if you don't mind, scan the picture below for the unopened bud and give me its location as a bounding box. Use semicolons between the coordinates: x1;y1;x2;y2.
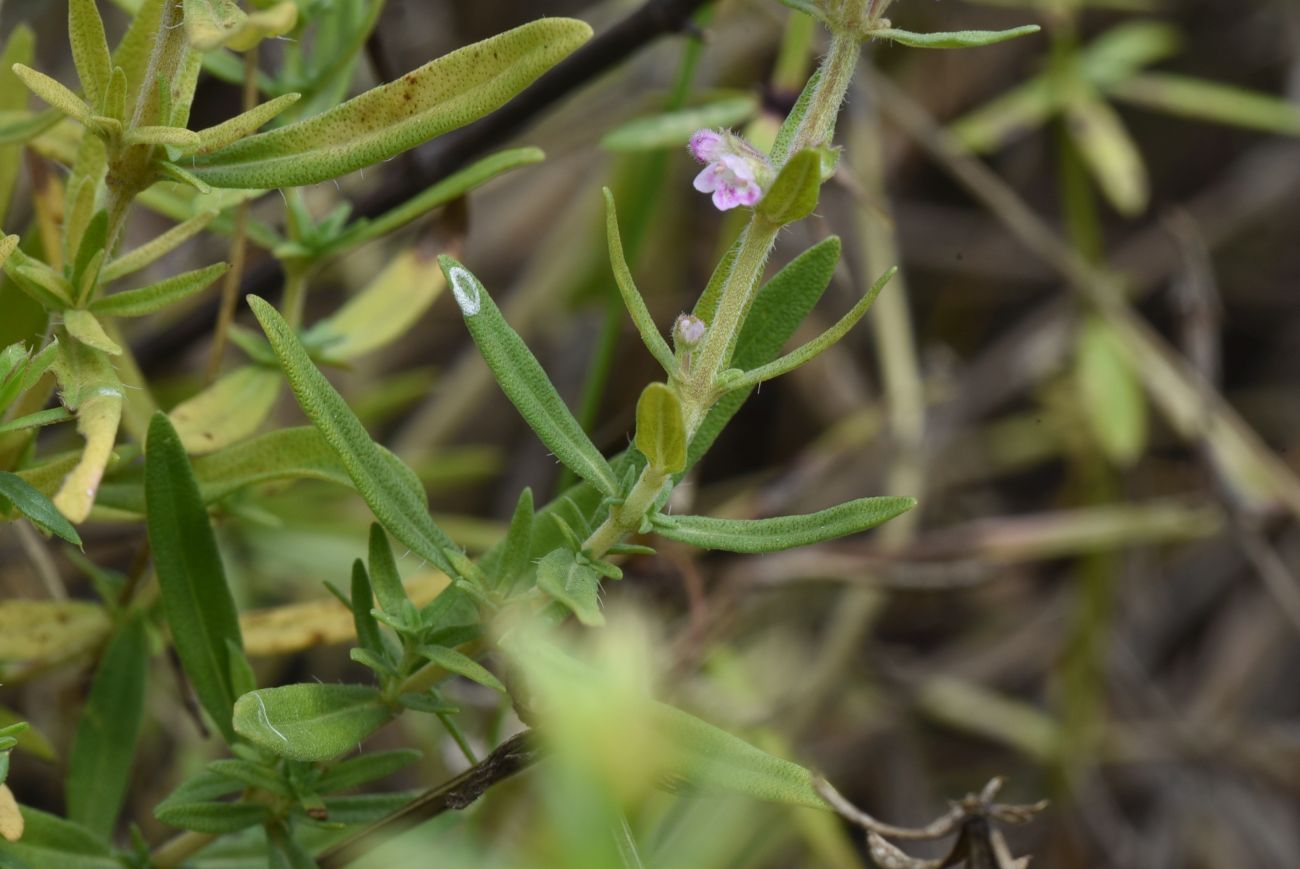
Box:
674;314;707;350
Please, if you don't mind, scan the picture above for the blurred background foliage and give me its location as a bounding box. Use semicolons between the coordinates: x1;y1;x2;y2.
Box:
2;0;1300;866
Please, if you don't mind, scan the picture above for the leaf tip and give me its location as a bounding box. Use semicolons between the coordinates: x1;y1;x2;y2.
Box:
440;258;481;317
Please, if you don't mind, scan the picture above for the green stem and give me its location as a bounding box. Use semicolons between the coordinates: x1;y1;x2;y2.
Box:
280;263;310;329
789;33;860;154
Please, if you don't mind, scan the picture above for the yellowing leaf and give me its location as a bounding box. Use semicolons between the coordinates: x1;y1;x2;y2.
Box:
50;336;123;523
168;365;280;454
0;783;21;842
0;599;109;665
188;18;592;188
183;0;298;52
62;310;122;356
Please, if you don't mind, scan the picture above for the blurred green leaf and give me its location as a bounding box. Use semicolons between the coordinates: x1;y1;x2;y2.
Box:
145;412;244;743
183;0;298;52
0;471;82;545
0;806;118;868
419;645;506;694
65;614;148;838
313;748;420;794
189;19;591;188
873;25;1041;49
155;770;267;833
536;549;604;627
1110;72;1300;136
233;683;394;761
1076;316;1147;466
439;257;620;498
601;94;758;151
651;496;916;552
1066;90;1148;216
635;383;687;474
250;295;464;579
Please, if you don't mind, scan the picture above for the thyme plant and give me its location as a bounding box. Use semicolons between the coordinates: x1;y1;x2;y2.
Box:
0;0;1042;865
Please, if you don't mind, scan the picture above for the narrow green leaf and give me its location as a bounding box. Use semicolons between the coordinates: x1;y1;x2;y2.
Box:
725;267;897;391
65;614;149;838
419;645;506;693
756;148;822;225
113;0;166;113
688;237;841;467
205;759;289;796
873;25;1042;50
232;683;394;761
350;559;386;658
192;92;300;154
1066;90;1149;216
0;471;81;545
651;496;916;553
69;0;112;108
770;66;821;164
168;364;279;454
313;749;421;794
0;110;60;145
602;189;676;372
155;160;212;194
189;19;591;188
325;147;545;256
1076;316;1147;466
63;310;122;355
12;64;92;122
102;66;126;123
11;261;73;307
536;549;604;627
635;383;686;474
91;262;227;317
0;406;73;436
155;770;266;833
497;487;534;591
0;28;36;218
367;524;409;615
248;295;462;578
439;257;619;498
145;412;244;743
71;209;108;305
123;125;202;149
101;211;217;282
600;94;758;151
655;703;826;809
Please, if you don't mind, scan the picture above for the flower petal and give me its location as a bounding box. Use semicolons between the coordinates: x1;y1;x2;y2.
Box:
689;129;724;163
693;164;722;193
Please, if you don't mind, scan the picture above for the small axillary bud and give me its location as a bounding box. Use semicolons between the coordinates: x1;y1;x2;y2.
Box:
673;314;708;375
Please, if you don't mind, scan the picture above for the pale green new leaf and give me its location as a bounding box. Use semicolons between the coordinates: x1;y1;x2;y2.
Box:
65;614;148;838
635;383;686;474
63;310;122;355
145;412;245;744
419;645;506;694
600;94;758;151
651;496;916;553
189;19;591;188
248;296;463;578
1076;316;1147;466
873;25;1041;50
232;683;394;761
192;92;301;155
603;189;675;372
91;262;227;317
11;65;93;123
168;365;279;454
69;0;112;108
0;109;61;146
0;471;82;545
367;523;409;616
123;124;202;149
1066;90;1148;216
440;257;620;498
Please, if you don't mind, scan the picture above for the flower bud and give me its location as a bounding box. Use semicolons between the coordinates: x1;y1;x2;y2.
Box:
673;314;707;350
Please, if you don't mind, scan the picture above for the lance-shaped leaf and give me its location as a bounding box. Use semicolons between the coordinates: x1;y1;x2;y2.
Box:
155;771;267;833
183;0;298;52
603;189;675;372
232;683;394;761
419;645;506;694
439;257;620;498
495;487;534;591
536;549;604;627
756;147;823;226
248;296;463;578
349;560;386;663
313;749;421;794
0;471;82;545
145;412;244;744
721;267;897;392
91;262;227;317
1076;316;1147;467
65;614;148;838
1066;90;1148;216
123;125;202;150
1109;72;1300;137
601;94;758;151
168;364;279;454
191;92;301;155
655;703;826;809
101;211;218;282
50;336;123;523
189;19;591;188
651;495;916;553
69;0;111;109
0;110;60;146
872;25;1041;50
635;383;686;474
11;65;93;123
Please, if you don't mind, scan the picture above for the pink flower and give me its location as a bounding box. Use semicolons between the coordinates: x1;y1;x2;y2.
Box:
687;129;772;212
